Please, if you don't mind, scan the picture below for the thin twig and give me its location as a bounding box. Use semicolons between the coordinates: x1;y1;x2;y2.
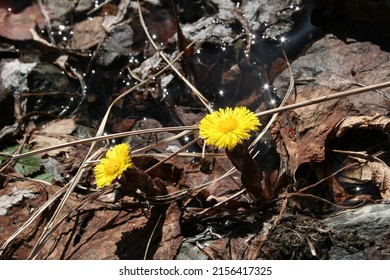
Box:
250;50;294;152
145;136;200;173
87;0;113;15
144;214;163;260
196;189;246;216
36;0;55;45
278;192;368;210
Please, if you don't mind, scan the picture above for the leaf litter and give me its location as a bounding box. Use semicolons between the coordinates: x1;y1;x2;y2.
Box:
0;0;390;260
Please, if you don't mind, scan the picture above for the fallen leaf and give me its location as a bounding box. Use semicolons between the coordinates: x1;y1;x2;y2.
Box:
338;160;372;185
41;118;76;135
0;2;45;41
368;161;390;199
70;16;106;50
153;202;182;260
30;119;77;156
335;114;390;138
0;186;37;216
336;155;390;200
30;135;73;156
273;35;390;178
0;182;60;259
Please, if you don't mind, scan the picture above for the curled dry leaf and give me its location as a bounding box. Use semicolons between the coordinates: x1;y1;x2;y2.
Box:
0;2;45;41
338;157;390;199
334;115;390;199
273;35;390;176
334;114;390;138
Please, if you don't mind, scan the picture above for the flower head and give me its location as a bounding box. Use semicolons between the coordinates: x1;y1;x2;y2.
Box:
199;106;260;150
94;143;133;188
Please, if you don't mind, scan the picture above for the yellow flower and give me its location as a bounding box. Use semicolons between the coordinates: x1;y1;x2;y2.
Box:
94;143;133;188
199;106;260;150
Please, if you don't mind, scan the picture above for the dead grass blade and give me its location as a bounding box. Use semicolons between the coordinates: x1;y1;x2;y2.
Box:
250;50;294;152
255;80;390;118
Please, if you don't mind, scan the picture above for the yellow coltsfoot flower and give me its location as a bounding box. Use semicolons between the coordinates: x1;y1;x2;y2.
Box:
199;106;260;150
94;143;133;188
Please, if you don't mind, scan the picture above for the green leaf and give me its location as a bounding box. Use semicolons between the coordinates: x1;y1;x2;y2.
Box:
33;173;54;183
1;145;42;176
0;145;18;164
14;154;42;176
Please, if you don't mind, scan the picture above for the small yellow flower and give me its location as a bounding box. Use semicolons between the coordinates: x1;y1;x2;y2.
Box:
199;106;260;150
94;143;133;188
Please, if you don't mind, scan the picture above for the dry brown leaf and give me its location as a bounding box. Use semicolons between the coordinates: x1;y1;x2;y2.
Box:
0;2;45;41
30;118;77;156
335;114;390;138
273;35;390;177
0;181;39;216
338;160;372;185
59;210;151;260
30;135;73;156
70;16;106;50
338;157;390;199
0;183;61;259
101;0;130;32
202;236;247;260
42;118;76;135
367;161;390;199
153;202;182;260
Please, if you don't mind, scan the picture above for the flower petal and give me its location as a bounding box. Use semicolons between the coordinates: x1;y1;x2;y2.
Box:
94;143;133;188
199;106;260;150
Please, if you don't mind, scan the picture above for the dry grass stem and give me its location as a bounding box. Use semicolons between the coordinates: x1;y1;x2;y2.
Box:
145;136;201;173
255;80;390;118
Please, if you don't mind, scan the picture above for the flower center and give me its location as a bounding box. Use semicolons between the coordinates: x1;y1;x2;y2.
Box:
219;117;238;133
105;162;120;175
